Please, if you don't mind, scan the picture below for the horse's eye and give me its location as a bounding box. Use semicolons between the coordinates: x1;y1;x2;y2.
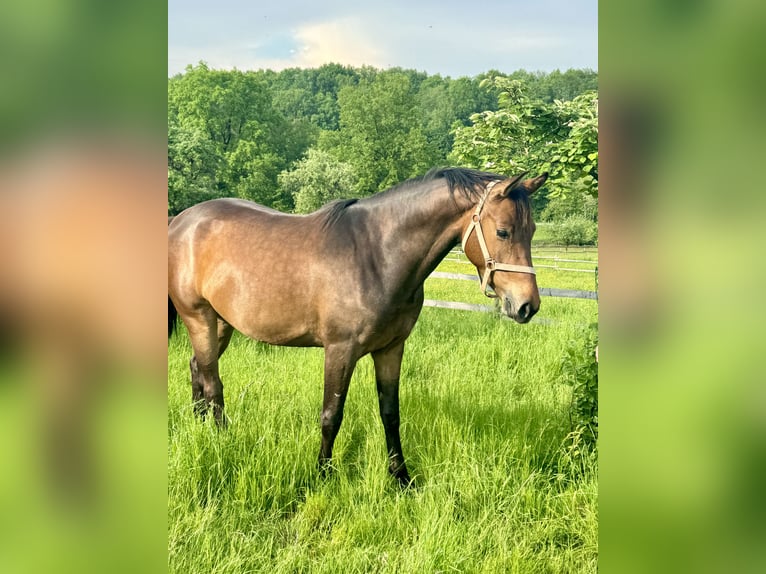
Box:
496;229;509;239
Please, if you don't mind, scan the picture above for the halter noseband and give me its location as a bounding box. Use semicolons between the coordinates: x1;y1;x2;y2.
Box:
461;180;536;298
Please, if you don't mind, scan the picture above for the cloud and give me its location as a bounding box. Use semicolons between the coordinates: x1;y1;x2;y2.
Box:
169;17;388;74
168;2;597;76
292;17;387;68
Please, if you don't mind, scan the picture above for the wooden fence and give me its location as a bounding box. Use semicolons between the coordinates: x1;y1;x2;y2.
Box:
428;272;598;301
425;248;598;318
445;248;598;274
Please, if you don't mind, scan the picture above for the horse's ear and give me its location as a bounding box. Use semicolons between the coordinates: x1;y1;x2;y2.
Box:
517;172;549;196
491;172;528;200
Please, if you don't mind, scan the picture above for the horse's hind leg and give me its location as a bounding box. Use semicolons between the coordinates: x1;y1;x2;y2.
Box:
184;305;226;425
216;317;234;358
189;316;233;419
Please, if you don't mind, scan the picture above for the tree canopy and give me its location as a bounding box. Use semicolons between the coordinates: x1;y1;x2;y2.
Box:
168;64;597;219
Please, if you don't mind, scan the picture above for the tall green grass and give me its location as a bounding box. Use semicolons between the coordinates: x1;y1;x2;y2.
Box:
169;291;597;572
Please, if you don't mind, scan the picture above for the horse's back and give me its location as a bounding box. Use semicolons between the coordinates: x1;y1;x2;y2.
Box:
170;198;287;231
169;199;306;266
168;198;341;346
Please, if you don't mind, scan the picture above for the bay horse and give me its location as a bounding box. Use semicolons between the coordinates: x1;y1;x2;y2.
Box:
168;167;548;486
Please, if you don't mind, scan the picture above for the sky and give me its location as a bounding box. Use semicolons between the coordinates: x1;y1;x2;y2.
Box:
169;1;597;78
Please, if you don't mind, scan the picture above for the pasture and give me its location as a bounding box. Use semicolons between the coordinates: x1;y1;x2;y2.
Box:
168;252;598;573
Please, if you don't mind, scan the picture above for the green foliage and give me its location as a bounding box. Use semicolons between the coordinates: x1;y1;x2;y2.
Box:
507;69;598;103
168;63;314;214
267;64;362;130
326;72;440;195
168;63;276;154
279;148;359;213
416;75;496;158
558;323;599;447
223;140;291;209
450;74;598;245
547;216;598;246
545;92;598;199
541;193;598;222
450;77;541;173
168;64;597;216
450;76;598;230
167;121;220;214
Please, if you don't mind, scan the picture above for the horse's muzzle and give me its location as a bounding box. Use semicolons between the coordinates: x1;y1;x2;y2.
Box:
504;297;538;324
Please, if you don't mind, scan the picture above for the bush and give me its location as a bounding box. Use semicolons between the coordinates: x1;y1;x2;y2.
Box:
547;215;598;246
541;193;597;222
558;323;598;448
278;148;359;213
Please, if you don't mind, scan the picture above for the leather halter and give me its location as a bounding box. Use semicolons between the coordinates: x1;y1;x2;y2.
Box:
461;180;536;298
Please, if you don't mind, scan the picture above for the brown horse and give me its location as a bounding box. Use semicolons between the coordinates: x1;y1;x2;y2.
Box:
168;167;548;486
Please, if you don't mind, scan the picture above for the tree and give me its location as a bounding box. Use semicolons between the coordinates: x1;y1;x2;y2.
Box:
507;68;598;102
278;148;359;213
168;64;597;215
326;72;440;194
450;76;598;207
416;75;496;159
168;63;314;213
167;119;219;214
168;63;276;155
545;92;598;198
267;64;360;130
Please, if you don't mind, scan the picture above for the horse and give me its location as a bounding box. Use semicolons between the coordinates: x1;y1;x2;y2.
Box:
168;167;548;486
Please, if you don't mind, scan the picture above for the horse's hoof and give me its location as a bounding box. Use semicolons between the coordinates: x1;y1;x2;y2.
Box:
391;466;417;489
318;458;334;479
399;474;415;488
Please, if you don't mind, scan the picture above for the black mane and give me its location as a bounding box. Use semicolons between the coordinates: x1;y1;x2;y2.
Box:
427;167;505;201
314;167;531;231
432;167;533;234
317;198;359;230
378;167;504;202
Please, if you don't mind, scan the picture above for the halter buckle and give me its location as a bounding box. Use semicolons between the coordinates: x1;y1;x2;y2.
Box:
485;259;496;271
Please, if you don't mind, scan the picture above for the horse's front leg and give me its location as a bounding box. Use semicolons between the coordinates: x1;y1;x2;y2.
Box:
372;341;413;487
318;344;359;476
189;355;205;417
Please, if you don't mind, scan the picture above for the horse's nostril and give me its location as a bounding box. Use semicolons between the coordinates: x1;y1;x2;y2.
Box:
518;302;531;320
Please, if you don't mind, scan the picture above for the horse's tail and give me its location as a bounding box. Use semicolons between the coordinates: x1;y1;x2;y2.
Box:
168;214;178;339
168;296;178;339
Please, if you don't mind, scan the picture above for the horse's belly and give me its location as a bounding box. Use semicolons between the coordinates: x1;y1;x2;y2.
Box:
220;295;322;348
242;324;321;347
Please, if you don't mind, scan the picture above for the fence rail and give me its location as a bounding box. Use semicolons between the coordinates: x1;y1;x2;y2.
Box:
428;271;598;300
446;249;598;274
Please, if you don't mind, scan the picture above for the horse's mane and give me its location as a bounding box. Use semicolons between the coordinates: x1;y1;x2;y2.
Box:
427;167;504;201
434;167;533;233
317;198;359;230
314;167;532;232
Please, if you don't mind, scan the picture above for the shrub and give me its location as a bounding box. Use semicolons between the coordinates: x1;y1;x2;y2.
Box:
547;215;598;246
278;148;359;213
559;323;598;448
541;193;597;223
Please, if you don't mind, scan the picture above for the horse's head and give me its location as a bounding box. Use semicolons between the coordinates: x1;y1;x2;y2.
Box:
462;172;548;323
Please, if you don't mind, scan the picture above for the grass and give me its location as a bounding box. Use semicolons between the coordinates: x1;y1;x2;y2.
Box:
169;256;598;573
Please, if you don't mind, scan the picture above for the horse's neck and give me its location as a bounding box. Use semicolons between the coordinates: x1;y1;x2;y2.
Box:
364;183;472;294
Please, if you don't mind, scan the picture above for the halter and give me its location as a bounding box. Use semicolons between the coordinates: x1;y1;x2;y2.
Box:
461;180;536;298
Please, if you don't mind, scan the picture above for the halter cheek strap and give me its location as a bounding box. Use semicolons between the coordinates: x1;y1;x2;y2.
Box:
461;180;536;298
